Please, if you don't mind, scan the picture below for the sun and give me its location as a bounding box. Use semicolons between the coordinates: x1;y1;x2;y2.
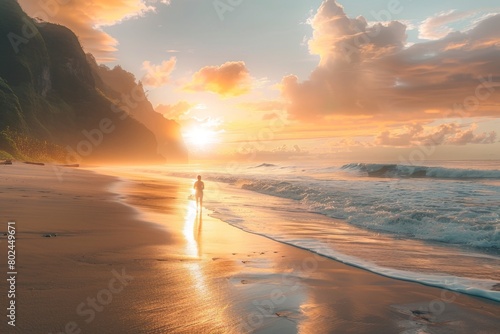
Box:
182;126;219;150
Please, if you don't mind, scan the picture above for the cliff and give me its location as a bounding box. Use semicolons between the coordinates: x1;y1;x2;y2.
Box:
87;55;188;163
0;0;187;163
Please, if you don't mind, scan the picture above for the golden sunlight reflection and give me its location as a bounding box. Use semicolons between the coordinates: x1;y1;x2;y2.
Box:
183;201;202;257
182;201;210;301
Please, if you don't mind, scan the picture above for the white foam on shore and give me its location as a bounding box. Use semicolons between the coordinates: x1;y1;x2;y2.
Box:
210;209;500;303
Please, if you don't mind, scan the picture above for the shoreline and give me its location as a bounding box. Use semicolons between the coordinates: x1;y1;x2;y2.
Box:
127;165;500;303
97;166;500;333
0;163;498;333
210;203;500;304
110;167;500;303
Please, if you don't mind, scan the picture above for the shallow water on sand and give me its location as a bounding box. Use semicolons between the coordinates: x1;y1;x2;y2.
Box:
95;164;500;302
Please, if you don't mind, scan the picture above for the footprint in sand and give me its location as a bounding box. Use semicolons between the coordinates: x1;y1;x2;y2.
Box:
411;310;433;322
274;311;300;322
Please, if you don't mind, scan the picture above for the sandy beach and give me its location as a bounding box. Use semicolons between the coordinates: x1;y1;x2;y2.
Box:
2;0;500;333
0;163;499;334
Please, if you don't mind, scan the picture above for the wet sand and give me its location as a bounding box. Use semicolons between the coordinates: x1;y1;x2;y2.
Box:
0;163;498;333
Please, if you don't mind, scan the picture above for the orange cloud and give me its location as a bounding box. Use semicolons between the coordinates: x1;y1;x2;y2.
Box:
376;123;497;147
142;58;177;87
418;10;476;40
237;100;285;113
156;101;194;119
184;61;252;97
282;0;500;126
18;0;167;61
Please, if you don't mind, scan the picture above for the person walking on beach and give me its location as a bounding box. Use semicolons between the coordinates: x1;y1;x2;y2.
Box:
193;175;205;209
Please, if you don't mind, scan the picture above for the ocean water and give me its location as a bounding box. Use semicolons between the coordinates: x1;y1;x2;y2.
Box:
107;161;500;302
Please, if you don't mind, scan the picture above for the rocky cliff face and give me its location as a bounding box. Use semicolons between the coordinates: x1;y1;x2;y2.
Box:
0;0;187;163
87;55;188;163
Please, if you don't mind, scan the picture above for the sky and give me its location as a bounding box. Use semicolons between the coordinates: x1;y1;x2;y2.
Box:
18;0;500;161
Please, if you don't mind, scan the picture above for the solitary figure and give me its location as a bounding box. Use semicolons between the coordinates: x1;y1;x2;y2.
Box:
193;175;205;209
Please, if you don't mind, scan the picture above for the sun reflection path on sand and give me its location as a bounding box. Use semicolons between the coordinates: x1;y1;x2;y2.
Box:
87;167;241;332
182;200;211;299
183;200;202;258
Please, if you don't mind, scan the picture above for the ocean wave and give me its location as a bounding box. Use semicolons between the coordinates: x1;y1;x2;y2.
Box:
240;178;500;250
211;208;500;302
160;165;500;250
250;163;278;168
341;163;500;179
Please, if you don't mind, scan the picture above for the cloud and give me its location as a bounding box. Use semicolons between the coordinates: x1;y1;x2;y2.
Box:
332;138;374;148
446;125;497;145
232;144;309;161
281;0;500;126
156;101;194;119
184;61;252;97
376;123;497;147
237;100;285;112
418;10;476;40
142;57;177;87
307;1;407;64
18;0;169;61
262;113;280;121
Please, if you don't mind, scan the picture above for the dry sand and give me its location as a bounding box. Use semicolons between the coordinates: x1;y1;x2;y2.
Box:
0;163;498;333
